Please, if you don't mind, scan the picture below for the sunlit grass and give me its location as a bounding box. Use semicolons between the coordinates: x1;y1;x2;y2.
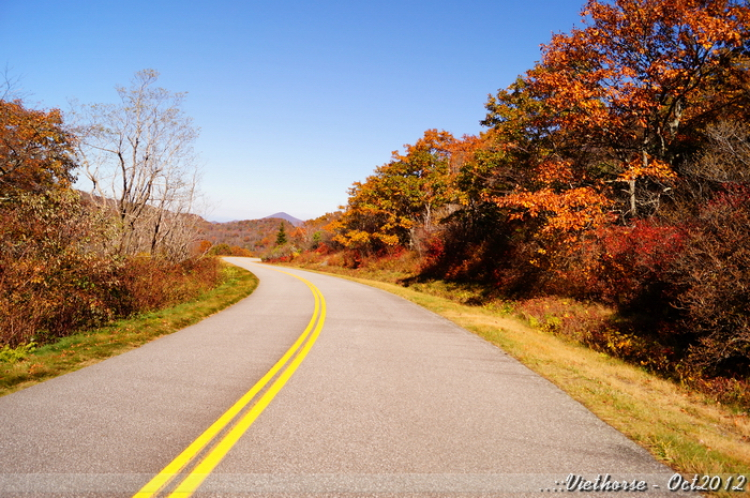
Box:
0;262;258;397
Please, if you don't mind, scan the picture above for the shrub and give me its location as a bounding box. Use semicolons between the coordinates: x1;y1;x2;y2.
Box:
0;191;223;347
589;221;686;309
0;342;36;364
0;192;121;346
670;185;750;377
208;243;253;257
117;256;223;314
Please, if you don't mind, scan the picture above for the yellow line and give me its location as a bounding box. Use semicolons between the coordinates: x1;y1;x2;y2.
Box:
132;269;325;498
167;278;326;497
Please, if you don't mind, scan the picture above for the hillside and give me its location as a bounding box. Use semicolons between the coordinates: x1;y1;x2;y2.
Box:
198;218;284;253
197;215;305;254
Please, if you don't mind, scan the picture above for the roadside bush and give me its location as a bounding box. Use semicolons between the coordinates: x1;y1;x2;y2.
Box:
117;256;222;314
0;98;225;349
208;243;253;257
262;243;300;263
0;192;122;346
418;204;547;296
515;296;680;376
0;191;223;346
0;342;36;364
670;185;750;377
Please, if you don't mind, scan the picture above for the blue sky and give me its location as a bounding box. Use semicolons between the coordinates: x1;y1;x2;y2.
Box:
1;0;586;222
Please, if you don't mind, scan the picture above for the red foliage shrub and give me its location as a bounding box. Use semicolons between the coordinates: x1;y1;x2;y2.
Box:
314;243;331;255
341;249;364;269
418;235;446;272
590;221;687;307
416;204;547;296
0;193;223;346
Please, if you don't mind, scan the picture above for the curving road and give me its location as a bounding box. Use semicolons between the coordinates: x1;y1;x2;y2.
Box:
0;259;682;497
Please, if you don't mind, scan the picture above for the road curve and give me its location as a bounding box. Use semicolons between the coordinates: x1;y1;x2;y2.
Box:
0;259;681;497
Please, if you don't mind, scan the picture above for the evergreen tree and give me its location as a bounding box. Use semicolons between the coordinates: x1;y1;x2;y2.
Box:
275;222;288;246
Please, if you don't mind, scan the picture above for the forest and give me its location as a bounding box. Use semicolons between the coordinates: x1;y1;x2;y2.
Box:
283;0;750;392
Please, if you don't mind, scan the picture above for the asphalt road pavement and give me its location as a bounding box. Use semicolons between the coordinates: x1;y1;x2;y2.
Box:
0;259;685;497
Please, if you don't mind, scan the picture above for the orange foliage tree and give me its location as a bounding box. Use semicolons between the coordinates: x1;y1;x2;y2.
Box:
0;100;76;196
481;76;616;240
335;130;478;252
483;0;749;232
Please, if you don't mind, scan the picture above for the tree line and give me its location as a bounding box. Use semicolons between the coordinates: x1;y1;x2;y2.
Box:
0;70;221;348
322;0;750;379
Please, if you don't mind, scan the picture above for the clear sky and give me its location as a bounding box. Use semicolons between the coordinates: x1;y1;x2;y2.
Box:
1;0;586;222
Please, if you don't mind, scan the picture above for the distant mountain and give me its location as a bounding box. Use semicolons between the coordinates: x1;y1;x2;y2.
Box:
263;212;303;227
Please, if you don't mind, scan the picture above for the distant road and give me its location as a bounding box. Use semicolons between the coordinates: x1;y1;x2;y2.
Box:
0;259;681;497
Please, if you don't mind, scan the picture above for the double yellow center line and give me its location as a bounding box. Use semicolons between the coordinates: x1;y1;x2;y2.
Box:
133;270;326;498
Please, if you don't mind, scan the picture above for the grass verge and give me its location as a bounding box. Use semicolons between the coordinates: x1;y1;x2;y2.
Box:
0;262;258;397
289;266;750;497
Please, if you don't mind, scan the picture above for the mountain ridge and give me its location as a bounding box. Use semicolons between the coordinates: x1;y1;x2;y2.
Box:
263;212;303;227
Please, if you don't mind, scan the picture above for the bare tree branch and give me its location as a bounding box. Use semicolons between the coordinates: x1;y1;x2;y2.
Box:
73;69;202;261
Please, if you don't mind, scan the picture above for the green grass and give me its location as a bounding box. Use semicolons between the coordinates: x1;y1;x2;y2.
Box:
0;262;258;397
284;265;750;498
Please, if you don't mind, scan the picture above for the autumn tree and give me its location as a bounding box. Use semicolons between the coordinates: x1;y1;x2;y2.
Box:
480;0;750;239
335;130;471;251
75;69;201;261
479;75;617;250
0;100;76;197
298;211;341;251
526;0;749;219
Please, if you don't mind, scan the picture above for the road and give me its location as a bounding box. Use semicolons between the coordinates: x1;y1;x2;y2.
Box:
0;259;683;497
